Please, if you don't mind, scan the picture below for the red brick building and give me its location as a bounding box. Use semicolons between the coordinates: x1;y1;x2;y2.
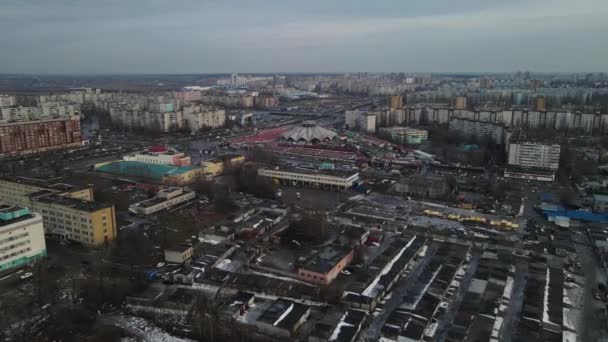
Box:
297;246;353;285
0;116;82;156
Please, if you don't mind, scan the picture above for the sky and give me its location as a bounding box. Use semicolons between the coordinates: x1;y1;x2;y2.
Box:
1;0;607;74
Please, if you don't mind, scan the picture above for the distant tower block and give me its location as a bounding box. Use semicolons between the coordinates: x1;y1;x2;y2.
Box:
453;96;467;110
389;95;403;109
534;95;547;111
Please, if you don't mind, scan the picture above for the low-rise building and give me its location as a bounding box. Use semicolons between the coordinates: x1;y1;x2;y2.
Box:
379;127;428;145
593;194;608;213
394;175;449;199
297;246;353;285
258;166;359;190
128;187;196;216
95;161;204;186
123;146;191;167
201;154;245;177
164;244;193;264
254;299;311;339
0;206;46;272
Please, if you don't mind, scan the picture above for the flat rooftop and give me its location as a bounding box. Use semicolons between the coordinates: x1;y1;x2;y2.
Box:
33;193;111;212
257;299;309;330
0;176;88;193
261;165;358;178
0;205;36;227
300;246;352;274
95;161;201;180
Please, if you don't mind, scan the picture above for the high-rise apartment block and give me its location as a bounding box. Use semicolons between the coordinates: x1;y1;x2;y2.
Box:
505;132;561;182
0;116;82;156
183;106;226;131
449;117;508;145
388;95;403;109
453;96;468;110
534;95;547;111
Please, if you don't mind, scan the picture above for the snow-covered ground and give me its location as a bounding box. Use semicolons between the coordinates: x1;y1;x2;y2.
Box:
105;314;193;342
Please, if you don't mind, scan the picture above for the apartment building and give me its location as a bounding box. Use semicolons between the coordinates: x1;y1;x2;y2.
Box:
183;106;226;131
0;116;82;156
0;177;116;246
0;95;16;108
345;110;364;130
507;141;561;171
0;103;77;123
0;176;93;207
0;206;46;272
408;106;608;134
31;194;116;245
505;133;561;182
379;127;428;145
448;117;508;145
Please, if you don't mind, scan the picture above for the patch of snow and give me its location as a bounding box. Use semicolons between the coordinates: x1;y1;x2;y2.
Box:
361;236;416;297
542;267;550;324
273;303;293;327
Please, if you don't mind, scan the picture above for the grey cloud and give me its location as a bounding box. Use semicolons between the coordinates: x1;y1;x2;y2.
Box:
1;0;607;73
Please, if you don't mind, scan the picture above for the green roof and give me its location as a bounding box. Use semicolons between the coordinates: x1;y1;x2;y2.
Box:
95;161;199;180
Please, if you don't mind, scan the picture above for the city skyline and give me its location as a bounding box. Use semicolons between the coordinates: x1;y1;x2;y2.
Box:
1;0;607;74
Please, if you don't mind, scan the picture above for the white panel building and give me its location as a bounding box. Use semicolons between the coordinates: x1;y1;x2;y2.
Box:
0;206;46;272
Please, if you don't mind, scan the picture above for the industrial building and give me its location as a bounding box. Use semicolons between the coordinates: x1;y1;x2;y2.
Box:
394;175;449;199
128;187;196;216
0;206;46;272
0;116;82;156
258;167;360;190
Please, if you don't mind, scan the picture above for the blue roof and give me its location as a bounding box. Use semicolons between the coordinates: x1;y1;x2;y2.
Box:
539;192;557;202
541;201;608;223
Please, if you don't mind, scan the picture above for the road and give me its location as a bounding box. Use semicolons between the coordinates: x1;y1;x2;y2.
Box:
499;259;528;342
577;231;608;342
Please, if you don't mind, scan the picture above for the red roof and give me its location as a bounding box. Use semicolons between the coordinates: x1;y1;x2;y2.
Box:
148;145;168;153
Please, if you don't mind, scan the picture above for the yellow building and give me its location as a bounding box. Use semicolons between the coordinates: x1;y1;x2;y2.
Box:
0;177;116;246
201;154;245;177
31;194;117;246
0;176;93;207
